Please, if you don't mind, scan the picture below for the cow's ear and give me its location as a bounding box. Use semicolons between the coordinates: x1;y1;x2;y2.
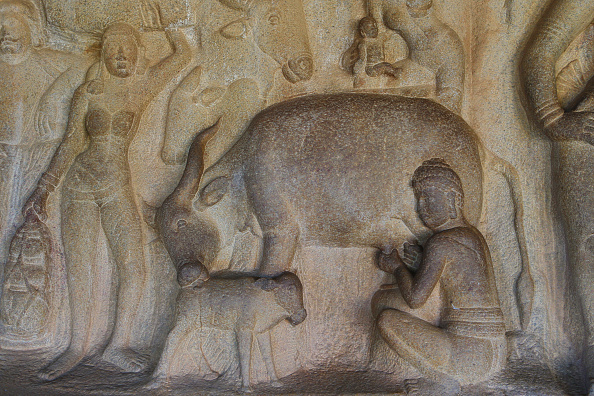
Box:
200;176;229;207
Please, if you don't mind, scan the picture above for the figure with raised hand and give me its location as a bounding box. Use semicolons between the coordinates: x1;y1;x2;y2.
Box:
23;20;191;381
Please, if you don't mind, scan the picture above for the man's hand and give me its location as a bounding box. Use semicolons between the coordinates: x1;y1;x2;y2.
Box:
377;248;404;274
545;111;594;145
402;241;422;271
22;187;50;222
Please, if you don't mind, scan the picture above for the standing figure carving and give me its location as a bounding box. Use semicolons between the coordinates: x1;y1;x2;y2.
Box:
22;21;191;380
374;159;506;390
367;0;464;113
521;1;594;393
0;0;85;262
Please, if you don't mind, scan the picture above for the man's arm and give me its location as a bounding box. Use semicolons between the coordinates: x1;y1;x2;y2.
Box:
378;235;448;309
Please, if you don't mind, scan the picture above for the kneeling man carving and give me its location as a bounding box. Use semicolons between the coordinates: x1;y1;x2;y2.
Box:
375;158;506;389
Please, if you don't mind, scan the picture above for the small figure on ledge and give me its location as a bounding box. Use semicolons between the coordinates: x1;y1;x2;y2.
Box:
374;158;506;391
342;16;401;88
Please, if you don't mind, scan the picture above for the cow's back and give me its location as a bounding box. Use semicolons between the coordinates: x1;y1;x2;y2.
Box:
240;93;483;245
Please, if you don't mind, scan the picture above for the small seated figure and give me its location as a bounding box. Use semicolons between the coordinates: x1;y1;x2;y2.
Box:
375;158;506;390
342;16;401;87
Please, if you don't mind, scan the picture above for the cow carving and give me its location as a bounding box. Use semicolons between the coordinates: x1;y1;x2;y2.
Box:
157;93;485;281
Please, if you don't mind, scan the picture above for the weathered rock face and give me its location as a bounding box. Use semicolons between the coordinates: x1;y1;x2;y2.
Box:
0;0;591;394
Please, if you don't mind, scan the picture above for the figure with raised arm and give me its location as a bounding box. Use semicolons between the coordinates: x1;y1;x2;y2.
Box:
22;21;191;381
374;159;506;391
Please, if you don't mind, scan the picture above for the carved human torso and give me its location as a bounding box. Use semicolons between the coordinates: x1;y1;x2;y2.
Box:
0;53;54;145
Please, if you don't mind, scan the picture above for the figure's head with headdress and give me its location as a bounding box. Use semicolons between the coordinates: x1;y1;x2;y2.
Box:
0;0;46;61
412;158;465;229
100;22;147;78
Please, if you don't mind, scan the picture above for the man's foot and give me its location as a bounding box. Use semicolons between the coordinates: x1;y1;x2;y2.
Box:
38;348;85;381
589;381;594;396
102;348;150;373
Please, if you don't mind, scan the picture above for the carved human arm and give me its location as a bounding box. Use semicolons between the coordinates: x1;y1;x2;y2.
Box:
144;28;192;101
556;23;594;110
521;0;594;142
378;236;447;309
23;85;90;220
35;57;89;140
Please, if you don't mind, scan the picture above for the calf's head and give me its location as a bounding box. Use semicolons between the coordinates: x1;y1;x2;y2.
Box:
257;272;307;326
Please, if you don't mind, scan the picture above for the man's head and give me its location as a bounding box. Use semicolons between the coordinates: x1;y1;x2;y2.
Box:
102;22;143;78
406;0;432;18
0;0;44;61
359;16;378;38
411;158;464;229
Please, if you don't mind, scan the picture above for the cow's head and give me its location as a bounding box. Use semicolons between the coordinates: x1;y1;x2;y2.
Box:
218;0;314;83
157;126;251;285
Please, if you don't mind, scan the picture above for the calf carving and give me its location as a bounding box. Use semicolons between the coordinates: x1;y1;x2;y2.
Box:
157;270;306;389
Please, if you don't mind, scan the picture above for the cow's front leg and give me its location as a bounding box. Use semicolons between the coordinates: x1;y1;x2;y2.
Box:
259;223;300;277
237;329;253;391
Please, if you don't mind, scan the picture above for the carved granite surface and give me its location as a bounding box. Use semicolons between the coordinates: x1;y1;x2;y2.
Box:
0;0;593;395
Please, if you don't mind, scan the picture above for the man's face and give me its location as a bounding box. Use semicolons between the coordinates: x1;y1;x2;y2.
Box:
415;184;453;230
361;21;378;38
0;12;31;57
103;34;138;78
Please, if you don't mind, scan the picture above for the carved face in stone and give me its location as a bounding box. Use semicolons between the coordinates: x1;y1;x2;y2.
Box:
0;12;31;58
359;17;378;38
415;184;456;230
102;31;138;78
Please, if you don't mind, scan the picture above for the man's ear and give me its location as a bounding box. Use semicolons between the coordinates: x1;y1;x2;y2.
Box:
447;191;458;219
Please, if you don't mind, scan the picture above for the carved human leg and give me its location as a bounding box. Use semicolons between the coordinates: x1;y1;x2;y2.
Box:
38;189;101;381
100;186;153;373
377;309;504;386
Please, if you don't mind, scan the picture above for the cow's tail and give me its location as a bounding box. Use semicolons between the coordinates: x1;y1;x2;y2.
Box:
482;148;534;332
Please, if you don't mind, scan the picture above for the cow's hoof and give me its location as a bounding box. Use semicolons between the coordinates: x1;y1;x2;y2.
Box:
177;261;210;288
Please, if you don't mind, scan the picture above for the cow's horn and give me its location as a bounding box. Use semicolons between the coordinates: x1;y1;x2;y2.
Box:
173;121;221;201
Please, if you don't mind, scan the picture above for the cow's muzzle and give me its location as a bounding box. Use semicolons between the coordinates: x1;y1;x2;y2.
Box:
283;54;314;83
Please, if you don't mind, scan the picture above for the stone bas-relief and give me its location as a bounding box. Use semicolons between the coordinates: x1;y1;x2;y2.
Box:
0;0;591;395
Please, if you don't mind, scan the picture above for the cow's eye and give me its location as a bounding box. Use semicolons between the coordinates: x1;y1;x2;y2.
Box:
268;12;280;26
200;176;229;207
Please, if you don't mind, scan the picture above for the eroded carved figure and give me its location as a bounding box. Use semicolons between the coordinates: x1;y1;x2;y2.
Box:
367;0;464;113
342;16;402;88
161;0;314;168
522;1;594;393
374;159;505;393
0;0;85;262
